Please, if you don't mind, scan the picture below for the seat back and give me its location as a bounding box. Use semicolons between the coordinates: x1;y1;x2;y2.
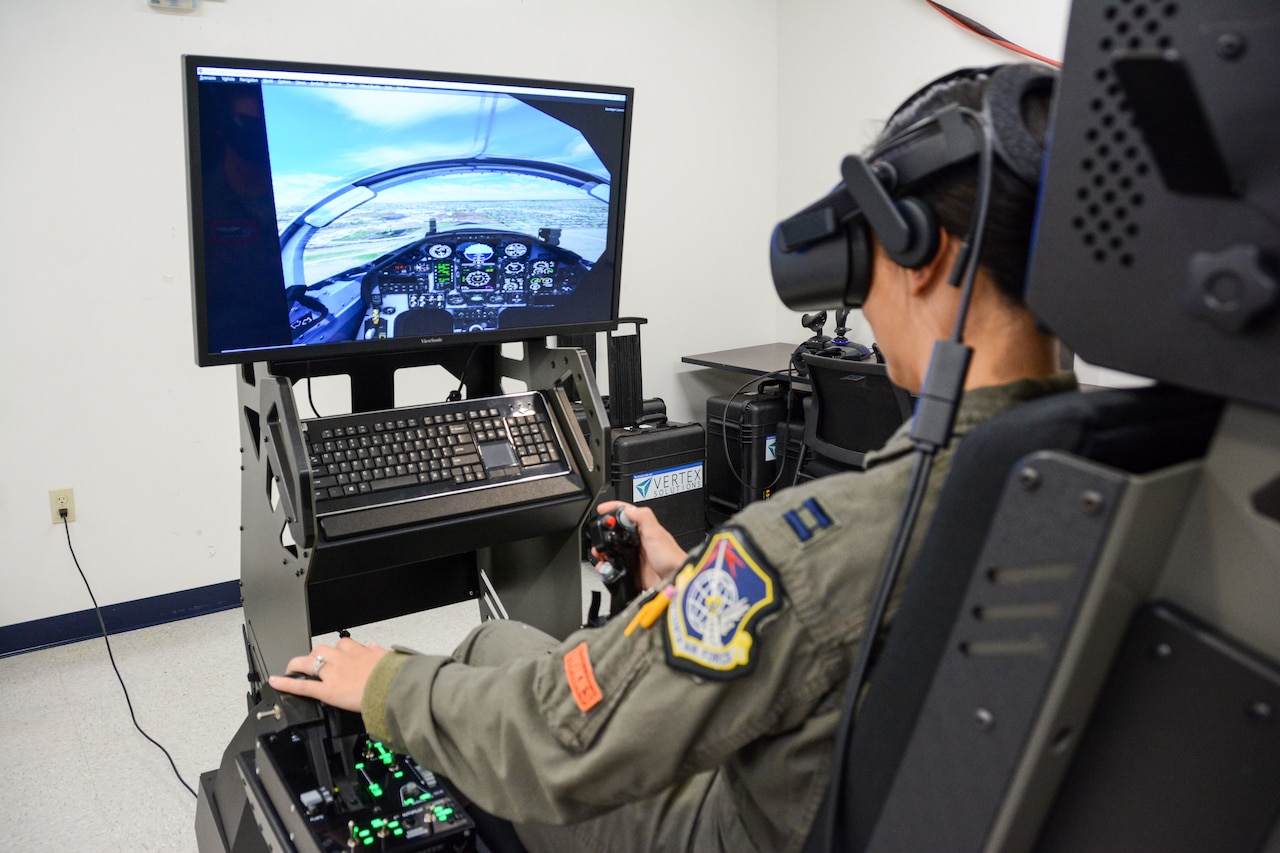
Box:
800;353;913;474
815;385;1223;851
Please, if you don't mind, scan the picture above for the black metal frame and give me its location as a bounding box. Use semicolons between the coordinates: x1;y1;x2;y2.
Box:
197;337;612;853
817;389;1280;852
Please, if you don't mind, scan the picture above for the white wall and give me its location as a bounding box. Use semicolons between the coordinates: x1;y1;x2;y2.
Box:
772;0;1071;344
0;0;1071;628
0;0;779;627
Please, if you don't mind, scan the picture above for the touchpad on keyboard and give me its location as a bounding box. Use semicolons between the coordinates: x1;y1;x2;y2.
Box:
480;440;518;468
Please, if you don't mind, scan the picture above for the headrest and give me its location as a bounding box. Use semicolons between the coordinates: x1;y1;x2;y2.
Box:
1026;0;1280;413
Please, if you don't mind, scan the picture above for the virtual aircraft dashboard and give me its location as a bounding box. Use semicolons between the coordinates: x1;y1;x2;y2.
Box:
290;225;594;344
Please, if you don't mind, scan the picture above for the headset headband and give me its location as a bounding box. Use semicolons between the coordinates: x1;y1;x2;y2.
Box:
776;63;1053;254
770;63;1055;312
774;106;982;254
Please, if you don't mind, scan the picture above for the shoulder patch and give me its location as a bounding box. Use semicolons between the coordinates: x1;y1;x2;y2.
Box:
783;497;834;543
664;526;782;680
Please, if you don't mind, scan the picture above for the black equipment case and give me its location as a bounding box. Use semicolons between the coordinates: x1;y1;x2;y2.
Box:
609;422;707;551
705;383;802;524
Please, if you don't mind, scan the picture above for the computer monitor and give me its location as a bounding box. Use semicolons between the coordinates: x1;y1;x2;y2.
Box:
183;55;633;367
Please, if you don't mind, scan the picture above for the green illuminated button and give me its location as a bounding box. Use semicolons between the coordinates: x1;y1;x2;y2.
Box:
368;784;384;798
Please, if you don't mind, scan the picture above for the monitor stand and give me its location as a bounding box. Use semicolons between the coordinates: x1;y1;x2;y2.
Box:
196;337;611;853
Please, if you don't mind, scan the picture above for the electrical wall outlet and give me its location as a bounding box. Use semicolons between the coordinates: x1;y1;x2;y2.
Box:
49;488;76;524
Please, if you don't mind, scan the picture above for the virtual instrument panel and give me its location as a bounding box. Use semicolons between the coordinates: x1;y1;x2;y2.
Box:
290;228;593;344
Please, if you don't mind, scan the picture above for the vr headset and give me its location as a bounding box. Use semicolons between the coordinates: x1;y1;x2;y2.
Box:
770;63;1056;312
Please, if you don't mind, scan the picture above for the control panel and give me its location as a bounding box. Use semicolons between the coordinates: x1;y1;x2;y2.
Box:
245;703;475;853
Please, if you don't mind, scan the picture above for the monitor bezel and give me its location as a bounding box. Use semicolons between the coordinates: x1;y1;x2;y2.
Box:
182;54;634;368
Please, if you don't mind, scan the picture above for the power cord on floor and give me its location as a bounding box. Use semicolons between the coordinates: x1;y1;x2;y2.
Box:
60;511;198;799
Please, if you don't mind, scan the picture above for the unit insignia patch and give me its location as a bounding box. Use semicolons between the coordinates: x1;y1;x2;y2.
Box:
664;526;781;679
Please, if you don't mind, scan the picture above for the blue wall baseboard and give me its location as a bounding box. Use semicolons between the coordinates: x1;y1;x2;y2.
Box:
0;580;242;658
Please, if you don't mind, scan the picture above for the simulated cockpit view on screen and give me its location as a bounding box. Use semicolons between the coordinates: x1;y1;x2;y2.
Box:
269;85;611;344
186;58;632;365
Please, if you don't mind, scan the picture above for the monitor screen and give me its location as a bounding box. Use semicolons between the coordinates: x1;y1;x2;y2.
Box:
183;55;633;366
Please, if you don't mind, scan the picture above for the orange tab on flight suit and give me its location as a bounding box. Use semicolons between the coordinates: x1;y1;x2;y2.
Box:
564;641;603;713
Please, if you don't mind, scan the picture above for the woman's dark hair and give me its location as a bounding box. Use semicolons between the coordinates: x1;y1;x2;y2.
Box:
873;66;1054;306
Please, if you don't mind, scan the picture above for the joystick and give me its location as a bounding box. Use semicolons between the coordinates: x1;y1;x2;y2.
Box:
831;308;852;345
801;310;831;346
584;506;643;611
793;311;831;376
828;308;873;359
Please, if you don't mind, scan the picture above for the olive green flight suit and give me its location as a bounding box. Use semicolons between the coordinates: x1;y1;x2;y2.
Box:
363;374;1077;852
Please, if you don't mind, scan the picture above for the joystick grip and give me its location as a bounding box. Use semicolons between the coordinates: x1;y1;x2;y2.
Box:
584;507;643;604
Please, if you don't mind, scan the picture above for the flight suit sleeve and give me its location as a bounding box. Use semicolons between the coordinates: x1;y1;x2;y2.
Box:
361;568;842;826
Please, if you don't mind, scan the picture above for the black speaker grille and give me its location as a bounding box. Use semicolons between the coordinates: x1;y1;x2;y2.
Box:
1068;1;1182;268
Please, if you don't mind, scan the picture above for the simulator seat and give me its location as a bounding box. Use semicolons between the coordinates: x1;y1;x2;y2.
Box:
811;382;1280;851
807;2;1280;849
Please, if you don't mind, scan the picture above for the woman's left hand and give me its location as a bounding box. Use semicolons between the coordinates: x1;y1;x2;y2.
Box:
268;636;390;712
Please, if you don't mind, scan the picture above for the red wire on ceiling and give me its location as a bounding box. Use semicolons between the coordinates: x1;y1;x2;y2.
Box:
924;0;1063;67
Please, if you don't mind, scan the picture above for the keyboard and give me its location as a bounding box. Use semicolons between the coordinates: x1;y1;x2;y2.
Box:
303;391;575;525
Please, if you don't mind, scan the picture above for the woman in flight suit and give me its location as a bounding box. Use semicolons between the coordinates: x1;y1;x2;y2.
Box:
271;63;1071;852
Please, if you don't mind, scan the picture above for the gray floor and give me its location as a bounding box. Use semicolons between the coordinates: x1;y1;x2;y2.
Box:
1;567;606;852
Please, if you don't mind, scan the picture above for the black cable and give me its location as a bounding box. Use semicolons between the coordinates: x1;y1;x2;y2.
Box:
948;112;995;345
448;344;481;402
838;108;992;721
305;374;322;419
61;515;198;799
816;108;995;850
717;367;799;499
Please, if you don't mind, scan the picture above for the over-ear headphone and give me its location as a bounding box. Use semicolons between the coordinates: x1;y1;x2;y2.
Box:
770;63;1056;312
